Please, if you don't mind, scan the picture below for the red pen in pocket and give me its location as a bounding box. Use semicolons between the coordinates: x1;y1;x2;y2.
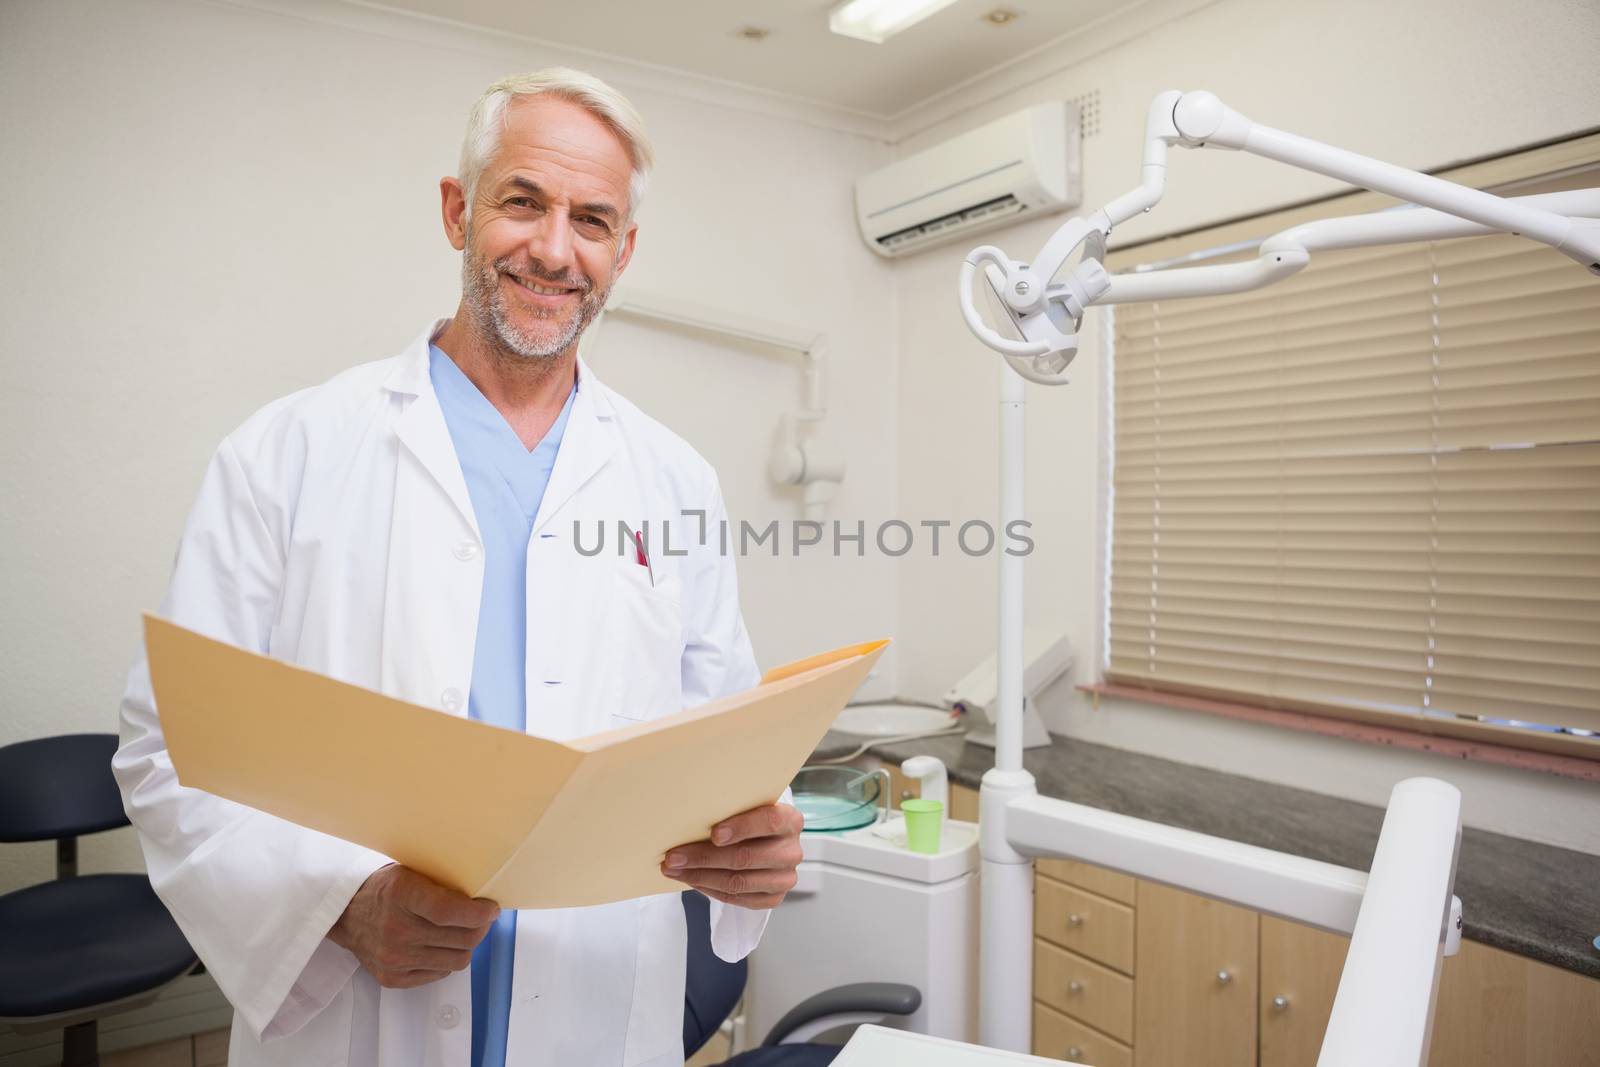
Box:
630;528;655;587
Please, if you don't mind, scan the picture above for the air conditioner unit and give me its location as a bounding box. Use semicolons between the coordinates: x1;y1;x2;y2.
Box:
855;101;1081;258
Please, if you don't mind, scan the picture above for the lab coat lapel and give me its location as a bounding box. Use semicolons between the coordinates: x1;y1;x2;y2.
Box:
379;322;482;707
532;358;615;537
391;393;479;542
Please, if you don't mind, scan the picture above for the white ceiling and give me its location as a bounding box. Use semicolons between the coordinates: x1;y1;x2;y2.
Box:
370;0;1129;121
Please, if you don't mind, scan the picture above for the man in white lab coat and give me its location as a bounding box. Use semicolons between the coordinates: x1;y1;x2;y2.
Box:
112;68;803;1067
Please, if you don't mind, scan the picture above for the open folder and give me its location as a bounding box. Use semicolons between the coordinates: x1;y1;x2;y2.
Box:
144;614;887;909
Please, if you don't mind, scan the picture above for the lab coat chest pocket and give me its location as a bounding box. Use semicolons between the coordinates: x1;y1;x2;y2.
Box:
607;562;685;726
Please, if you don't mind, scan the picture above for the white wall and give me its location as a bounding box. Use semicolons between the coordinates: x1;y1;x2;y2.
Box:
891;0;1600;852
0;0;897;895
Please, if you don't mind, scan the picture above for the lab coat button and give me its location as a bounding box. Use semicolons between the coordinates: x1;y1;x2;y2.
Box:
440;687;464;713
453;539;480;562
436;1004;460;1029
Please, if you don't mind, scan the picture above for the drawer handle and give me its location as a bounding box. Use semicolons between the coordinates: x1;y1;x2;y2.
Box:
1272;995;1290;1011
1067;1046;1083;1059
1216;969;1232;985
1067;913;1084;927
1067;979;1085;994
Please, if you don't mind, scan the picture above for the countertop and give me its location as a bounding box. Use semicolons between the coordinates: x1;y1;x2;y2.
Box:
808;730;1600;981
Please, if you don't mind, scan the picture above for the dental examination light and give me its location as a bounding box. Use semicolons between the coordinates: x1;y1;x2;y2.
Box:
958;92;1598;1063
959;90;1600;385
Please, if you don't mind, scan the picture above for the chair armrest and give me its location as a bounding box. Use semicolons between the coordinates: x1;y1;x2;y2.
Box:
761;982;922;1046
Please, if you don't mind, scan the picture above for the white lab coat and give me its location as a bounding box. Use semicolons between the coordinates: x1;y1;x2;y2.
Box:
113;319;768;1067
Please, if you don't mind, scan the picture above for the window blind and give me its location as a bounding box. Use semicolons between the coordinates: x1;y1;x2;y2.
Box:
1105;140;1600;758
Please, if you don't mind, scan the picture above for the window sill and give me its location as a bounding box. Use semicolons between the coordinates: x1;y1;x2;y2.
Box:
1078;682;1600;783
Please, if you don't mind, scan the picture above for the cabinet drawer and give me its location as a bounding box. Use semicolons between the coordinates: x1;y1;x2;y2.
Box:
1036;859;1136;906
1036;876;1135;975
1034;939;1135;1045
1033;1000;1133;1067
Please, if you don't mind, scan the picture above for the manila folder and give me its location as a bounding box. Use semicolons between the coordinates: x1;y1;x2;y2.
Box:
144;614;887;909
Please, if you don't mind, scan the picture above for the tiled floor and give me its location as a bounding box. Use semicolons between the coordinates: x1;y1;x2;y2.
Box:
193;1029;228;1067
97;1028;229;1067
686;1031;731;1066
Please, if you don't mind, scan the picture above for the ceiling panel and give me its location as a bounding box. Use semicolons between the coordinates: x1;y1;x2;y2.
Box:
371;0;1124;118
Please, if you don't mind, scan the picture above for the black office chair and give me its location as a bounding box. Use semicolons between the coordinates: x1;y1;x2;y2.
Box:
682;890;921;1066
0;734;198;1067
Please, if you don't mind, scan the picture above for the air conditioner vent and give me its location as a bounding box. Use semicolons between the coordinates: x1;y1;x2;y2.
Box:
854;101;1080;258
875;194;1027;251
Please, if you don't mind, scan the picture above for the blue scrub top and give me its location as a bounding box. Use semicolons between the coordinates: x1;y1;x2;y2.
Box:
430;344;575;1067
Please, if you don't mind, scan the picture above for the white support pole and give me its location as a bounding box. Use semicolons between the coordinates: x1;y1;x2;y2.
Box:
977;795;1034;1051
996;362;1026;777
1006;793;1369;933
1098;188;1600;305
1241;124;1590;259
1167;92;1600;274
1003;786;1465;948
1101;250;1309;302
1317;779;1462;1067
978;358;1038;1053
1269;188;1600;254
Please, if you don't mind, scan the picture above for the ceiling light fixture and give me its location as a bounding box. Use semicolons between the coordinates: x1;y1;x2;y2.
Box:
828;0;962;44
734;25;771;40
981;8;1020;25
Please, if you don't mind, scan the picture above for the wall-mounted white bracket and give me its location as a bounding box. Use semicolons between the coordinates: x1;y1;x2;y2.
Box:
769;407;848;519
589;286;846;516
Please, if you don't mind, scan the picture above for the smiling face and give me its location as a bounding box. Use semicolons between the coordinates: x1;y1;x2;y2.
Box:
444;96;638;362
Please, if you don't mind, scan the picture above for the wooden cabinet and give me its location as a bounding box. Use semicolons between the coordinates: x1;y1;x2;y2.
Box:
1426;939;1600;1067
913;782;1600;1066
950;782;980;823
885;763;921;809
1134;881;1258;1067
1255;917;1600;1067
1259;917;1349;1067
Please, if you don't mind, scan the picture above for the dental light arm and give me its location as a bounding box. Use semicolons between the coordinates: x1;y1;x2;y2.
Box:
958;91;1575;1062
959;90;1600;383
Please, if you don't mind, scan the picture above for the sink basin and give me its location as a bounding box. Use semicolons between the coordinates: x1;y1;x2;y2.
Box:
831;702;955;738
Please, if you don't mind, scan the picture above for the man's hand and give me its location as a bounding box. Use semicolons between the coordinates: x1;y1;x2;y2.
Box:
328;864;499;989
660;803;805;910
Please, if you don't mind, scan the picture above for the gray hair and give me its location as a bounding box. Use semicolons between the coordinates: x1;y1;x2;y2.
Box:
458;67;654;225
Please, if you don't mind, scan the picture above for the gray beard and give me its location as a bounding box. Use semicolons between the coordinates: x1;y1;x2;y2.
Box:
460;243;608;362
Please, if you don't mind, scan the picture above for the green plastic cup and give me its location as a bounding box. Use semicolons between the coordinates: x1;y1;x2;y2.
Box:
901;799;944;854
